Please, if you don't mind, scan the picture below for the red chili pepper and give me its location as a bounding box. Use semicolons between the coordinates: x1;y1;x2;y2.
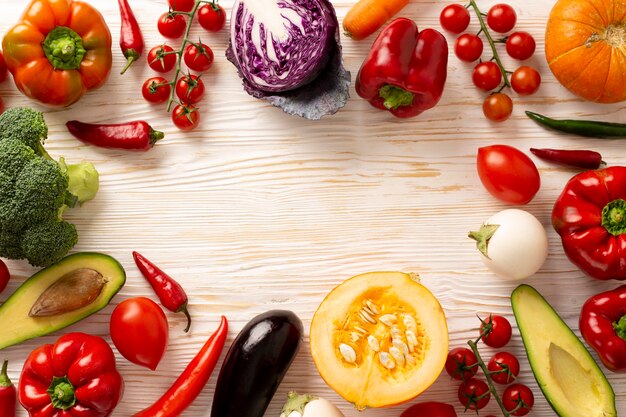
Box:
133;251;192;332
580;285;626;372
0;260;9;295
530;148;603;169
0;360;16;417
66;120;164;151
132;316;228;417
118;0;144;74
355;18;448;118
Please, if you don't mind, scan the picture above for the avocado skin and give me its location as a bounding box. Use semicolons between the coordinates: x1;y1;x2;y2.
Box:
0;252;126;350
511;284;616;417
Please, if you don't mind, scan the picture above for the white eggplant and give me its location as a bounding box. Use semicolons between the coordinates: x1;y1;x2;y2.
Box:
280;392;345;417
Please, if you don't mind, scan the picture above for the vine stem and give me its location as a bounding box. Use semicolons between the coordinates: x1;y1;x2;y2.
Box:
468;0;511;88
467;339;511;417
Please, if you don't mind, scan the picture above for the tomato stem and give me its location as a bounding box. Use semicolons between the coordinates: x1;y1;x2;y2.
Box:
467;339;511;417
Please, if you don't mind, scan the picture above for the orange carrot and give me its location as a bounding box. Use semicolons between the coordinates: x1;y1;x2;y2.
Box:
343;0;410;40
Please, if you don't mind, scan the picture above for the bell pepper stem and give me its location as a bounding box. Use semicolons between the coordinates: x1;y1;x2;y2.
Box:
0;360;12;388
602;199;626;236
42;27;86;70
613;315;626;341
379;85;414;110
47;376;77;410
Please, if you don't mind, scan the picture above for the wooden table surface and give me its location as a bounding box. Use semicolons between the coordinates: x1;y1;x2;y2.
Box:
1;0;625;416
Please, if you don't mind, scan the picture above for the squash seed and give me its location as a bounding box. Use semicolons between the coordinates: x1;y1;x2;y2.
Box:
359;310;377;324
389;347;405;366
379;352;396;369
339;343;357;364
393;338;409;356
405;330;418;350
367;335;380;352
403;315;417;333
364;299;380;315
379;314;398;326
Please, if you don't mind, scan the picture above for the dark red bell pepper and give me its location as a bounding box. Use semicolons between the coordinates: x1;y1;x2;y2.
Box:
552;166;626;280
18;332;124;417
580;285;626;372
355;18;448;118
0;360;16;417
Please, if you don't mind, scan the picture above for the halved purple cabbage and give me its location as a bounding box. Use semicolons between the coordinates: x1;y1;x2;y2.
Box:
227;0;350;119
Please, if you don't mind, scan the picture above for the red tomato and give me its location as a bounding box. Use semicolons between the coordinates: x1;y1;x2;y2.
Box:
110;297;169;370
487;352;520;385
458;378;490;410
172;104;200;130
473;62;502;91
400;402;458;417
0;259;10;294
142;77;171;104
440;4;470;34
511;66;541;96
184;43;214;72
480;314;513;347
487;4;517;33
477;145;540;204
148;44;177;73
482;93;513;122
0;51;7;83
455;34;483;62
502;384;534;416
158;12;187;39
445;347;478;381
169;0;194;12
506;32;536;60
176;74;205;104
198;3;227;32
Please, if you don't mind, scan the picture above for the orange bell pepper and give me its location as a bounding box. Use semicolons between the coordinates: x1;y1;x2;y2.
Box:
2;0;112;107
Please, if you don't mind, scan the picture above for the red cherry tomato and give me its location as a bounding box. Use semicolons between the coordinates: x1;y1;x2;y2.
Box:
482;93;513;122
172;104;200;130
458;378;491;410
147;44;177;73
477;145;540;204
488;352;520;385
480;314;513;347
198;3;227;32
158;12;187;39
110;297;169;371
473;62;502;91
502;384;534;416
0;51;7;83
506;32;536;60
183;43;214;72
511;66;541;96
455;34;484;62
0;259;10;294
168;0;194;12
400;402;458;417
440;4;470;34
142;77;171;104
487;4;517;33
176;74;205;104
445;347;479;381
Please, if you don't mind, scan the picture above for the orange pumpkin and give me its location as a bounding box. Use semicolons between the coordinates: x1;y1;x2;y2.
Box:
545;0;626;103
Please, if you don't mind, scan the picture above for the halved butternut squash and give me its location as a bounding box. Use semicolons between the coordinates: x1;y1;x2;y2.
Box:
310;271;448;410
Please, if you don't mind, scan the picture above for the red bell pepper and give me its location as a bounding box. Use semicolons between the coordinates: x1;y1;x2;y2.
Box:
18;332;124;417
355;18;448;118
552;166;626;280
580;285;626;372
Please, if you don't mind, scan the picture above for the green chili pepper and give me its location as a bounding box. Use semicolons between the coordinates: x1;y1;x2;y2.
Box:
525;111;626;138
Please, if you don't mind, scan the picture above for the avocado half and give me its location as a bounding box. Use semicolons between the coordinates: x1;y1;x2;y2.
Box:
511;284;616;417
0;252;125;350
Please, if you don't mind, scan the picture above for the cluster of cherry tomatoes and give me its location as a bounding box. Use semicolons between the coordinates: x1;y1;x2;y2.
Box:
142;0;226;130
445;315;535;415
440;3;541;122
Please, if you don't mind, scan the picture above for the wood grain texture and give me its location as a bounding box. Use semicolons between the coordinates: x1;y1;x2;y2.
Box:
0;0;625;416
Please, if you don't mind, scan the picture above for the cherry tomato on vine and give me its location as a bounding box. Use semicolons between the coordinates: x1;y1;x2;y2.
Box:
511;66;541;96
169;0;194;12
400;402;458;417
473;62;502;91
440;4;470;34
445;347;479;381
110;297;169;370
172;104;200;130
184;43;214;72
502;384;534;416
458;378;490;411
176;74;205;104
506;31;536;60
487;352;520;385
158;12;187;39
198;3;227;32
0;51;7;83
487;4;517;33
455;34;484;62
482;93;513;122
480;314;513;347
148;44;177;73
142;77;171;104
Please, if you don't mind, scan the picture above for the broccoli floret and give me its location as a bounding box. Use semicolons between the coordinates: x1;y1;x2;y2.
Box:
0;228;24;260
21;221;78;267
0;108;48;155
